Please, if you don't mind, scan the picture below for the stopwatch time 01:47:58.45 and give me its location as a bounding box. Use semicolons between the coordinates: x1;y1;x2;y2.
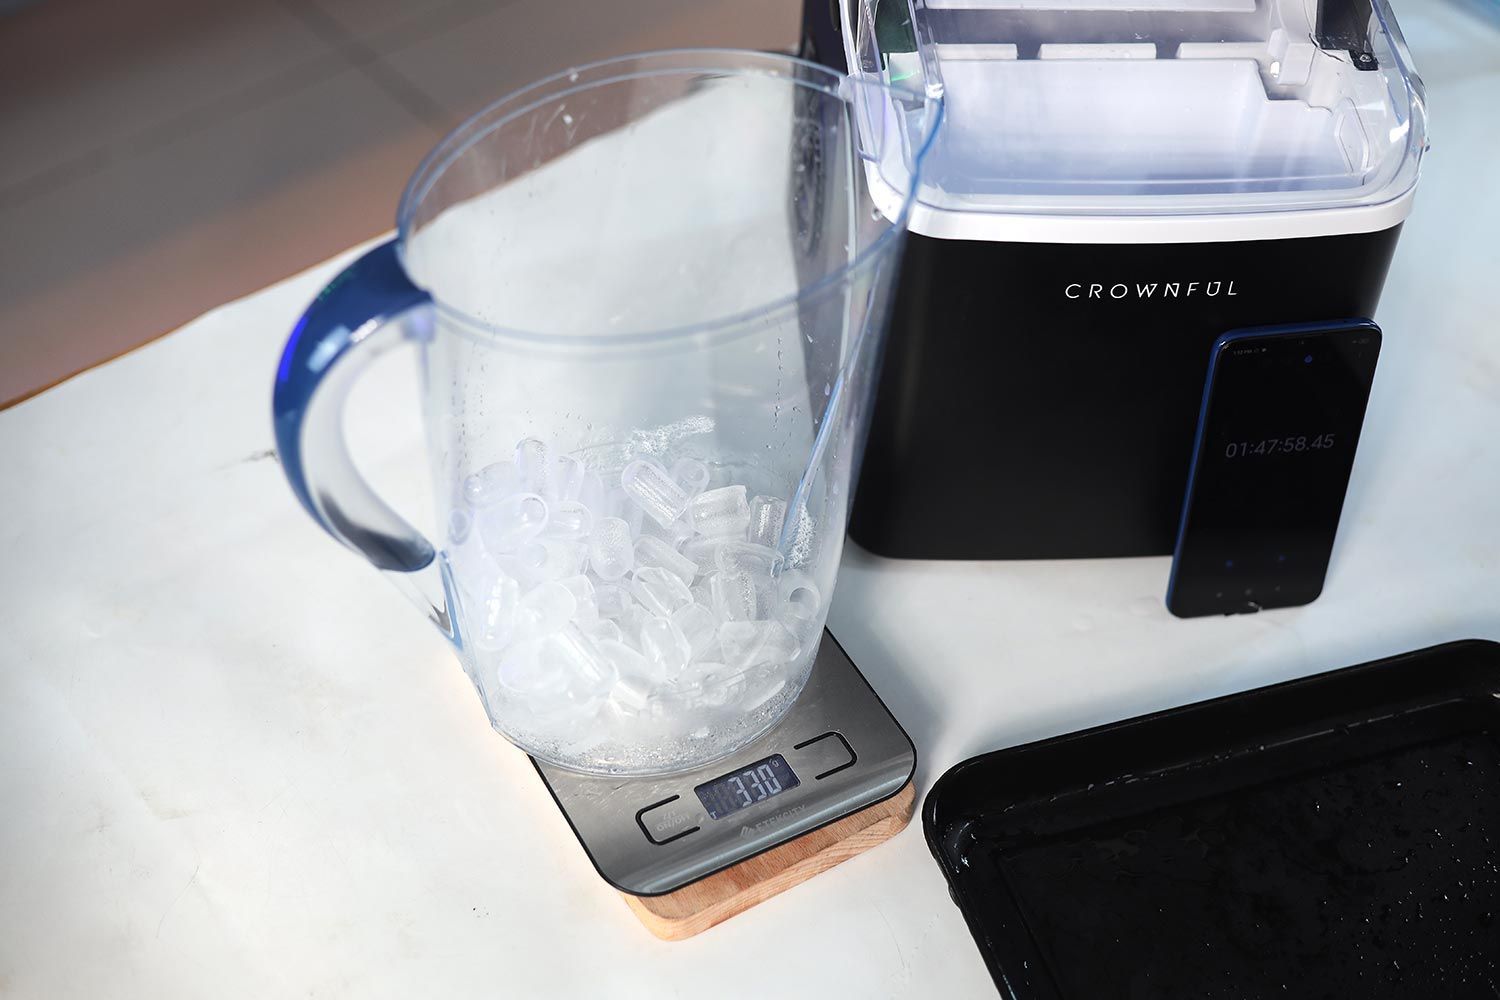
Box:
1223;433;1336;458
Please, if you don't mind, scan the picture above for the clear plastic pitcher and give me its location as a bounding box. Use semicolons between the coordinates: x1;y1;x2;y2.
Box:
272;50;938;774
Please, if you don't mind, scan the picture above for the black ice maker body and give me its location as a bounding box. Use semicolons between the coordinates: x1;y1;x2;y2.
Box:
806;0;1426;558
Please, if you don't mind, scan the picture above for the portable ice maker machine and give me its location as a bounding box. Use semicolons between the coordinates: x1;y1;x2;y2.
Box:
804;0;1426;559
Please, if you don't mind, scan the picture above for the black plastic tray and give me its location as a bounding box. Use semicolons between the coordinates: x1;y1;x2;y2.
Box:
924;640;1500;999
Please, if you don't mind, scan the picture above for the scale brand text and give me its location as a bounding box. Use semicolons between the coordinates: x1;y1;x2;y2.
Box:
739;803;808;837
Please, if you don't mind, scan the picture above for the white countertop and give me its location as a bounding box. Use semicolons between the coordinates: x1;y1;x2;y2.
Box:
3;4;1498;996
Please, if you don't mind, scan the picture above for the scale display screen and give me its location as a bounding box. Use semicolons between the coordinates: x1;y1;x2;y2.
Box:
694;754;800;820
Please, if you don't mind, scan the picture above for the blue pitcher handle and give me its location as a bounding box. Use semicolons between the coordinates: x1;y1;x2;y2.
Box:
272;240;455;640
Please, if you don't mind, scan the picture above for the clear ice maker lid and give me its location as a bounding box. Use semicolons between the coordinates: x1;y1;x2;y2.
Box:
845;0;1428;242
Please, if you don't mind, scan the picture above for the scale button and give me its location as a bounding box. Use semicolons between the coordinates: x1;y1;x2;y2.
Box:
793;731;857;780
636;795;701;846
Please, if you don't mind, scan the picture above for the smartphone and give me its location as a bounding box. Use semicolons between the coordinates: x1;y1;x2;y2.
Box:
1166;319;1382;618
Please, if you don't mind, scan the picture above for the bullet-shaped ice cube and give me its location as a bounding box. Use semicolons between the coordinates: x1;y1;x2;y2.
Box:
467;571;520;652
634;534;698;584
597;639;651;681
718;620;800;670
553;627;619;694
681;535;732;569
527;538;587;581
550;452;588;501
690;581;713;610
447;507;473;545
606;485;646;539
715;540;784;579
688;485;750;538
556;575;597;621
546;499;593;540
617;602;652;649
693;666;745;709
478;493;549;554
503;628;617;718
671;457;711;497
777;569;822;628
514;438;552;496
621;458;690;528
639;616;693;677
738;668;789;713
517;581;577;639
593;582;631;620
709;569;773;622
670;603;719;660
608;672;654;716
642;516;695;548
600;640;658;717
588;517;635;581
463;461;521;508
496;543;544;586
493;639;558;696
630;566;694;618
648;690;688;720
748;495;788;547
666;659;723;701
576;617;623;644
577;470;608;515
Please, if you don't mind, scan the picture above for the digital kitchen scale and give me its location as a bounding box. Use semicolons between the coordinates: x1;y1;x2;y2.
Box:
532;630;916;940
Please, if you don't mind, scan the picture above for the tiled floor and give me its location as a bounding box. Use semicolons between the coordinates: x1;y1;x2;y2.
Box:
0;0;800;407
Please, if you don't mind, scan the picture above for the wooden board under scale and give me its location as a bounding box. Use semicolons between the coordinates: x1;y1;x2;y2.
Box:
621;781;916;941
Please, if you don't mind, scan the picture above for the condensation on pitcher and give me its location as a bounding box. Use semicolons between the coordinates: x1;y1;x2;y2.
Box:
624;415;716;459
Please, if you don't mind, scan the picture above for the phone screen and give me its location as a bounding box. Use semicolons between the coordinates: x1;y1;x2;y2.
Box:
1167;321;1381;617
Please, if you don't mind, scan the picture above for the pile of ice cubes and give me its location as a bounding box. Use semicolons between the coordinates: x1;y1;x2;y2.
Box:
447;438;823;768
